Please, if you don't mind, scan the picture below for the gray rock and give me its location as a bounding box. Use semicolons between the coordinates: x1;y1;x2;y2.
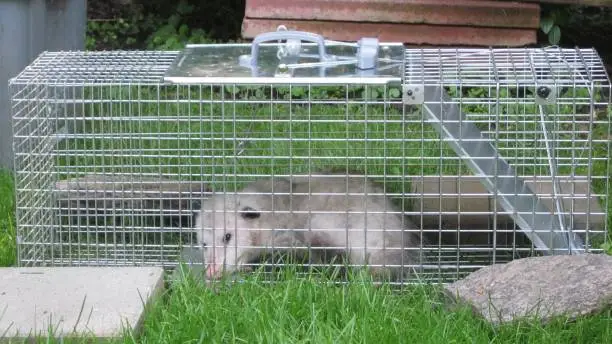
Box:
443;253;612;325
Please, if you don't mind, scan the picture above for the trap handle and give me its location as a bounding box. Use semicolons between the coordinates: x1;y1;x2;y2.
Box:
243;30;333;69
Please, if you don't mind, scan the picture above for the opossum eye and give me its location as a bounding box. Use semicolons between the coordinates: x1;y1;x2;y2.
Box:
240;206;261;219
223;233;232;243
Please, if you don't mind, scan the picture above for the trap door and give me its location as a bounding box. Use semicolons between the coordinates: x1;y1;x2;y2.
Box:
401;47;612;256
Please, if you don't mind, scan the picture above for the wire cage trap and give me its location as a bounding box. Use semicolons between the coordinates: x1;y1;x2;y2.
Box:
9;27;611;284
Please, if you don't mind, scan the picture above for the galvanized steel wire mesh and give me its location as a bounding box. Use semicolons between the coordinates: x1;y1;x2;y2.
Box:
10;47;611;284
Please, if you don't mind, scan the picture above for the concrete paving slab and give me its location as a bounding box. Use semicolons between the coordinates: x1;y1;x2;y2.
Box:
0;266;164;340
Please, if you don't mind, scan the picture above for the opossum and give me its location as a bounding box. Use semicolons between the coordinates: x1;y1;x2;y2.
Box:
290;174;425;280
195;173;426;281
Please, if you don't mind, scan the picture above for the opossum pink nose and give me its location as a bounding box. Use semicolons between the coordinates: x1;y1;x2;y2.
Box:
206;264;222;279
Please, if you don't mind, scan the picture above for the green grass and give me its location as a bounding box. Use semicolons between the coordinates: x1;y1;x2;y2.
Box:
0;169;16;267
154;268;612;344
119;266;611;344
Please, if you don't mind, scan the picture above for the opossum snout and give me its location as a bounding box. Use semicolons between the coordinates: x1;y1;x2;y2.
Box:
206;259;229;279
206;262;222;279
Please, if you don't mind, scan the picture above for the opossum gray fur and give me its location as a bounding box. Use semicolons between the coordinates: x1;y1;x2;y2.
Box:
195;173;426;281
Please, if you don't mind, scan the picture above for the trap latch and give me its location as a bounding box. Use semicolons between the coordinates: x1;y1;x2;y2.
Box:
238;25;381;76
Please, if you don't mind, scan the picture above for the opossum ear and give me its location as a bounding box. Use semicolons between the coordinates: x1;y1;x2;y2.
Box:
240;206;261;220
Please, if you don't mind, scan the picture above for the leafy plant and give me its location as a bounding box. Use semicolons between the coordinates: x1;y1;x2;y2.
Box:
86;1;162;51
540;6;571;45
86;18;142;50
146;23;214;50
86;0;243;51
145;0;215;50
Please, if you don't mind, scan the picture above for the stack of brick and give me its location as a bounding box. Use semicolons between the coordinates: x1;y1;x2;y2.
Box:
241;0;607;47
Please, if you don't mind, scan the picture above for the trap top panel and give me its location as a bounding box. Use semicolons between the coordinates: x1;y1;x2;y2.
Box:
404;47;612;88
163;40;405;85
9;51;180;86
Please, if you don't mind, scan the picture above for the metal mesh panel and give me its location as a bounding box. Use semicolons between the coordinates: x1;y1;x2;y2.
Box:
10;47;611;284
404;47;610;86
10;51;179;85
11;82;56;265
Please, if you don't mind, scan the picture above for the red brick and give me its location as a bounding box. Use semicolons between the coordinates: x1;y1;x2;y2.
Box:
245;0;540;29
513;0;612;6
241;19;537;47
